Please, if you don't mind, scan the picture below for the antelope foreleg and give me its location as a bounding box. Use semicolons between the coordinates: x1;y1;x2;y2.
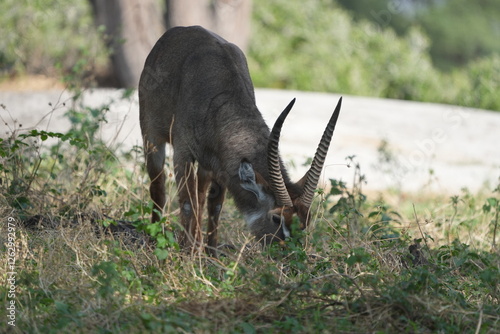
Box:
175;160;205;254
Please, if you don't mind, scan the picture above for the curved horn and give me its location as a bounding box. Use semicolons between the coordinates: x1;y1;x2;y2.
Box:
300;97;342;207
267;98;295;207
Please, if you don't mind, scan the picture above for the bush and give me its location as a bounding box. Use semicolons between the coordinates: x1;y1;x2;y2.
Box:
459;54;500;111
249;0;500;111
0;0;106;77
249;0;438;99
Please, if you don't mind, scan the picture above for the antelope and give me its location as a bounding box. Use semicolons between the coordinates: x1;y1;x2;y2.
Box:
139;26;342;254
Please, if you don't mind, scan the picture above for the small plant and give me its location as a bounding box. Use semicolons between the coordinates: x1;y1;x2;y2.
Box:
1;99;118;220
366;203;403;240
482;178;500;251
327;156;367;238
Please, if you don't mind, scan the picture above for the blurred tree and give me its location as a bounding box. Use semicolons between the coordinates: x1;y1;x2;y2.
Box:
89;0;164;88
417;0;500;70
336;0;500;71
336;0;415;34
249;0;441;101
0;0;106;79
90;0;252;88
166;0;252;52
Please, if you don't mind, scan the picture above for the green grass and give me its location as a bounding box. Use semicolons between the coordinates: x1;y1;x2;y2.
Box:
1;91;499;333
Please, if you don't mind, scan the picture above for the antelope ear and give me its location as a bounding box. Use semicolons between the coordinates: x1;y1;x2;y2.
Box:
239;160;266;201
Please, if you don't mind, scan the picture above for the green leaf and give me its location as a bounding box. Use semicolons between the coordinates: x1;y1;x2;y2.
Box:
154;248;169;260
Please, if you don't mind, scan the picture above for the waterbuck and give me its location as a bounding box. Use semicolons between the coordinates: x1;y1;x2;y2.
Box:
139;26;342;254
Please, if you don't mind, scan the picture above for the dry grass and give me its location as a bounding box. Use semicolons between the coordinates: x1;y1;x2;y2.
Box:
1;96;499;333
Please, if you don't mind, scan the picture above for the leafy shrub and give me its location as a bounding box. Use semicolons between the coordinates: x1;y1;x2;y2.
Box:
0;0;107;76
458;54;500;111
249;0;500;111
250;0;439;100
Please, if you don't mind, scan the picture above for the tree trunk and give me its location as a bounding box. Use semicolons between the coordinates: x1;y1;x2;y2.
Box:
90;0;251;87
165;0;252;52
90;0;164;88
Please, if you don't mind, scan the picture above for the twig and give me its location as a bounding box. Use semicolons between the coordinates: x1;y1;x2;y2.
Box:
474;306;483;334
492;206;498;251
412;204;434;262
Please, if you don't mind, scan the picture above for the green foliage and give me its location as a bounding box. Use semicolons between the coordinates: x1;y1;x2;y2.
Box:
250;0;439;100
457;54;500;111
327;156;367;237
139;309;201;333
337;0;416;34
0;0;107;77
482;182;500;251
337;0;500;71
250;0;500;111
0;93;119;221
417;0;500;70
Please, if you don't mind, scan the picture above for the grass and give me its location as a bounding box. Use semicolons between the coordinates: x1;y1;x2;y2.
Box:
1;90;499;333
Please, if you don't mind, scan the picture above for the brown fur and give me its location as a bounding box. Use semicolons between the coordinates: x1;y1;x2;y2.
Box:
139;26;340;254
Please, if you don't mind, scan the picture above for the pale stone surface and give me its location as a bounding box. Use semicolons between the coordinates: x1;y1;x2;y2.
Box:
1;88;499;193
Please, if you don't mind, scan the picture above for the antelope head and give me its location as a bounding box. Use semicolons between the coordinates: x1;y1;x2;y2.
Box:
238;97;343;244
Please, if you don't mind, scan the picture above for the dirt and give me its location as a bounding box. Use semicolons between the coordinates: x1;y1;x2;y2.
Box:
1;85;499;194
0;75;65;91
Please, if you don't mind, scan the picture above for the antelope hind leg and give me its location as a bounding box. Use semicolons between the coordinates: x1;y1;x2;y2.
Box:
206;179;226;256
145;140;166;224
